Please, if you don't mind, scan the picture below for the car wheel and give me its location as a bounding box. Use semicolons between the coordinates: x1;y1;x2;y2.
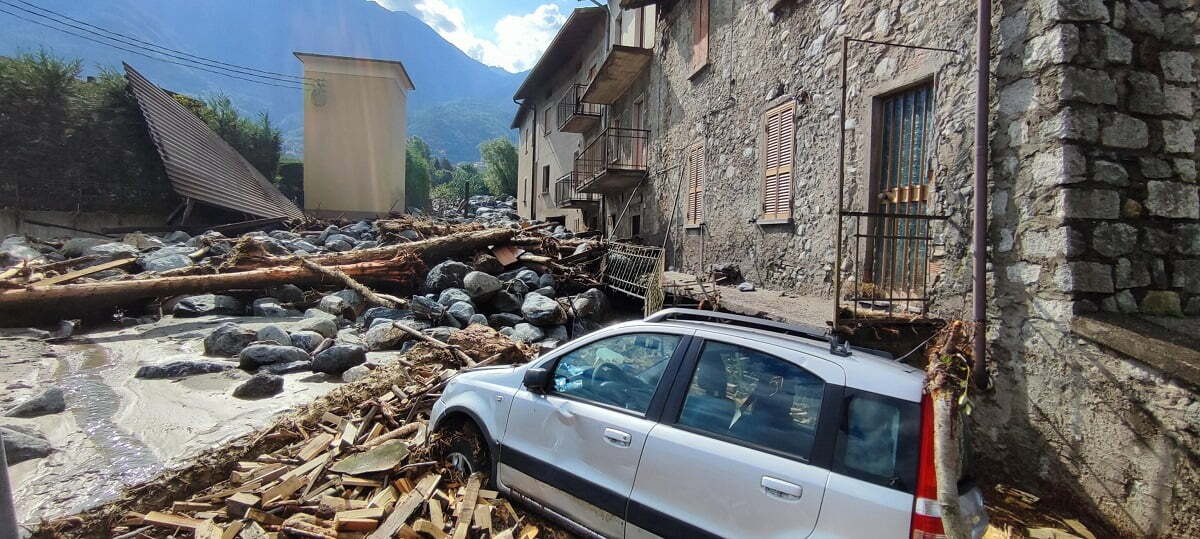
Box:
440;419;490;484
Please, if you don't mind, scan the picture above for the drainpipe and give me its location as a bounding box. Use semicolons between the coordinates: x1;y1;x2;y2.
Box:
531;105;539;221
972;0;991;387
0;431;18;538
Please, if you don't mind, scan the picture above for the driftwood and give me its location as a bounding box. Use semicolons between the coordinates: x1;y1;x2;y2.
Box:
389;321;476;367
227;228;516;270
296;256;402;309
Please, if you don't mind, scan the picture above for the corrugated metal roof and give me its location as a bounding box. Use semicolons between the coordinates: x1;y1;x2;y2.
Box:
124;63;305;220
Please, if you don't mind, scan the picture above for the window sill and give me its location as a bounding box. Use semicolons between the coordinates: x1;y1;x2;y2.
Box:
688;61;710;81
754;217;793;226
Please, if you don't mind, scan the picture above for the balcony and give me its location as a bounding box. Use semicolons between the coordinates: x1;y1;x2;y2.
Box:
576;127;649;194
555;171;600;208
557;83;604;133
581;45;653;105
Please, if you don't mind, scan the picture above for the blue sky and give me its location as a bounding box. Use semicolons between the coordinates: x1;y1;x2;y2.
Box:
371;0;580;73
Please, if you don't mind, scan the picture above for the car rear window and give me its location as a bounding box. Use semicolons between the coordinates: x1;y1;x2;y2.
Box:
832;390;920;493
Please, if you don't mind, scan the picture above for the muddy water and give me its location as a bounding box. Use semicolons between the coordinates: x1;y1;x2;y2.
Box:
55;345;162;508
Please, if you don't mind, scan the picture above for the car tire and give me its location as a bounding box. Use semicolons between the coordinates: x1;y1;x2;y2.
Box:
440;419;491;485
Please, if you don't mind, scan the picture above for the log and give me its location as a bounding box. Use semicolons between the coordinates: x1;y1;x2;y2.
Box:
227;228;516;270
296;256;401;309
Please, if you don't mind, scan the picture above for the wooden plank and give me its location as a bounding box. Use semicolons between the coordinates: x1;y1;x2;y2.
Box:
473;504;492;534
226;492;260;518
492;245;519;266
296;433;334;461
195;520;225;539
341;476;383;488
31;257;135;287
220;519;244;539
171;501;216;513
245;508;283;526
339;420;360;448
451;473;483;539
413;519;449;539
280;453;329;482
337;518;380;532
366;473;441;539
262;475;306;505
239;521;269;539
337;507;385;520
429;498;445;530
143;511;204;531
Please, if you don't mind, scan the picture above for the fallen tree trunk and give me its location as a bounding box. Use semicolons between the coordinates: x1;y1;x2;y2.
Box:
225;228;516;270
0;253;428;323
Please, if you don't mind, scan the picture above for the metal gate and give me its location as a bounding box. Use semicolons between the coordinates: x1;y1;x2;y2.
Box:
600;242;664;316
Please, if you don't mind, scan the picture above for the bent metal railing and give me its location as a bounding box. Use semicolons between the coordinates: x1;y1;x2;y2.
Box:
554;171;599;207
557;83;604;130
840;211;948;321
576;127;649;185
601;241;664;316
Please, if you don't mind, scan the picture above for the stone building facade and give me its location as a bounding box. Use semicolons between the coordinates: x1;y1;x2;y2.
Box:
515;0;1199;536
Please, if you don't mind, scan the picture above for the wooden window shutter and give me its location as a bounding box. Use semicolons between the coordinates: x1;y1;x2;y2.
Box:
691;0;709;73
686;142;705;225
762;102;795;220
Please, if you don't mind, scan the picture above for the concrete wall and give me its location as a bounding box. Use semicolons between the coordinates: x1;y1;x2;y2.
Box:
638;0;1199;536
299;55;409;218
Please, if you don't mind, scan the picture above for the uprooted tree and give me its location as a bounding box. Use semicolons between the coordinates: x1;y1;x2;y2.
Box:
925;320;974;539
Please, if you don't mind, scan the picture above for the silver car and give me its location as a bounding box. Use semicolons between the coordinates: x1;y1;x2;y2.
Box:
430;309;989;538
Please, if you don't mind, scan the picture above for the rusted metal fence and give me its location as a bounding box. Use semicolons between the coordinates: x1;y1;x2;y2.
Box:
601;241;664;316
841;211;947;321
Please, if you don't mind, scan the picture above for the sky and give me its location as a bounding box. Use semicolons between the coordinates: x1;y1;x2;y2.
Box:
371;0;580;73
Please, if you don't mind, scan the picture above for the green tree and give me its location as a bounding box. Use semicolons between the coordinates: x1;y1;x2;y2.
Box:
405;136;432;211
431;162;491;200
479;137;518;196
189;93;282;179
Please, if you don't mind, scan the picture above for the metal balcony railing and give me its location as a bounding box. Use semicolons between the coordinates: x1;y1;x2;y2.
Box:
555;171;599;207
557;83;604;131
576;127;649;188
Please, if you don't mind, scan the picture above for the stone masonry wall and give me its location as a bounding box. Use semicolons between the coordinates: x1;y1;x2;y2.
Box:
640;0;1199;536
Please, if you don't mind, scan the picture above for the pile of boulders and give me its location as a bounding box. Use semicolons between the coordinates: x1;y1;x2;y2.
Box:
432;195;521;227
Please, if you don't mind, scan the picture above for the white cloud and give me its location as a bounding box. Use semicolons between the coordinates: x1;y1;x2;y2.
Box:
373;1;566;73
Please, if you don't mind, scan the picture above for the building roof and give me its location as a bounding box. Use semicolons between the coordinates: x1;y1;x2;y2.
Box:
124;63;305;220
510;103;531;130
511;6;606;102
294;52;415;91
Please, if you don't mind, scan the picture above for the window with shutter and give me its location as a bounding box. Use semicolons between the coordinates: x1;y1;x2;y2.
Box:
761;102;795;221
685;141;705;226
690;0;709;76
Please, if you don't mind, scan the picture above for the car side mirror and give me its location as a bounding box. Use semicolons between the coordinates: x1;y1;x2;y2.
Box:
523;367;552;394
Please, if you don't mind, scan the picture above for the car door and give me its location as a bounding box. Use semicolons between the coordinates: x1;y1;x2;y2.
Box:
499;329;693;539
626;331;846;539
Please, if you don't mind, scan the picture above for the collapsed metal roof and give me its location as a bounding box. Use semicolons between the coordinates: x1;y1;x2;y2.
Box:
123;63;305;220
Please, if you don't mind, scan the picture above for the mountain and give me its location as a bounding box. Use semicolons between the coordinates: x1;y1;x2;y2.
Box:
0;0;523;162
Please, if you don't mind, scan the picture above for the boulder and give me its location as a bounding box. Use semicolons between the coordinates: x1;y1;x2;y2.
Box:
571;288;609;319
342;365;371;383
488;313;523;328
362;307;411;328
256;325;291;346
472;253;504;274
411;295;447;321
140;253;192;272
464;271;503;300
522;292;567;326
515;269;540;289
737;281;756;292
317;295;351;317
264;361;312;375
507;278;530;296
289;330;325;352
423;327;457;342
294;316;338;338
0;241;42;267
437;288;473;307
291;240;319;253
313;345;367;375
265;284;305;304
338;328;365;346
135;361;231;379
369;317;395;329
204;323;257;356
252;297;298;317
490;291;523;313
332;289;365;313
510;323;545;343
498;327;514;337
163;230;191;243
61;237;108;257
545;325;569;342
538;273;555;289
238;345;310;370
325;233;357;247
174;294;243;317
533;286;556;298
424;260;472;293
85;242;139;260
325;238;353;252
1;426;53;464
233;373;284;399
447;301;476;325
4;387;66;417
468;314;489;326
123;233;165;250
364;323;409;351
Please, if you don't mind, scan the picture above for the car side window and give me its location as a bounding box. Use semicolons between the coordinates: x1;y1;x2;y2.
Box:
552;333;682;414
676;341;824;460
832;391;920;492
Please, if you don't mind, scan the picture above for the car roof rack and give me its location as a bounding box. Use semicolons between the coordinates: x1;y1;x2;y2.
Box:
645;308;861;357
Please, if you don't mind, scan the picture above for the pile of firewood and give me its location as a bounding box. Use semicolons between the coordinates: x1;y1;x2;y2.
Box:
105;346;546;539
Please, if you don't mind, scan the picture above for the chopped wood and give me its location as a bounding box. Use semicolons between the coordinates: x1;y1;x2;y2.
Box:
194;520;224;539
220;520;244;539
31;257;136;287
362;421;422;449
337;517;381;532
142;511;204;531
518;524;540;539
225;492;260;517
245;507;283;526
473;503;493;533
296;255;402;309
341;476;383;488
413;519;449;539
451;473;484;539
297;433;334;461
429;498;445;529
367;473;441;539
262;476;306;505
170;501;215;513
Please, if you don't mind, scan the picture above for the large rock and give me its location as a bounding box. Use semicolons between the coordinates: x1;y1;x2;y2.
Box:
411;295;447;321
363;323;409;350
317;295;351;317
135;360;231;379
424;260;472;293
437;288;473;307
238;345;310;370
265;284;305;304
362;307;411;328
264;361;312;375
294;316;338;338
532;286;556;298
571;288;609;319
61;237;108;257
489;313;523;328
290;331;325;352
1;426;53;464
472;253;504;274
4;387;66;417
332;289;365;313
490;291;523;313
252;297;298;318
515;269;540;289
174;294;244;317
447;301;476;325
342;365;372;383
510;323;545;343
86;242;139;260
233;373;284;399
256;325;291;346
204;323;257;357
468;314;489;326
423;327;458;342
464;271;503;300
545;325;569;342
140;253;192;272
0;241;42;267
163;230;191;243
313;345;367;375
522;292;567;326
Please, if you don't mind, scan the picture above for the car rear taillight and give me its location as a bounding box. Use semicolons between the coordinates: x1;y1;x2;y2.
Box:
911;394;946;539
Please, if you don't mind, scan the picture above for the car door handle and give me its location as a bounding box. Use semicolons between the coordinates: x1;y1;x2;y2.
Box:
761;476;803;500
603;428;632;447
